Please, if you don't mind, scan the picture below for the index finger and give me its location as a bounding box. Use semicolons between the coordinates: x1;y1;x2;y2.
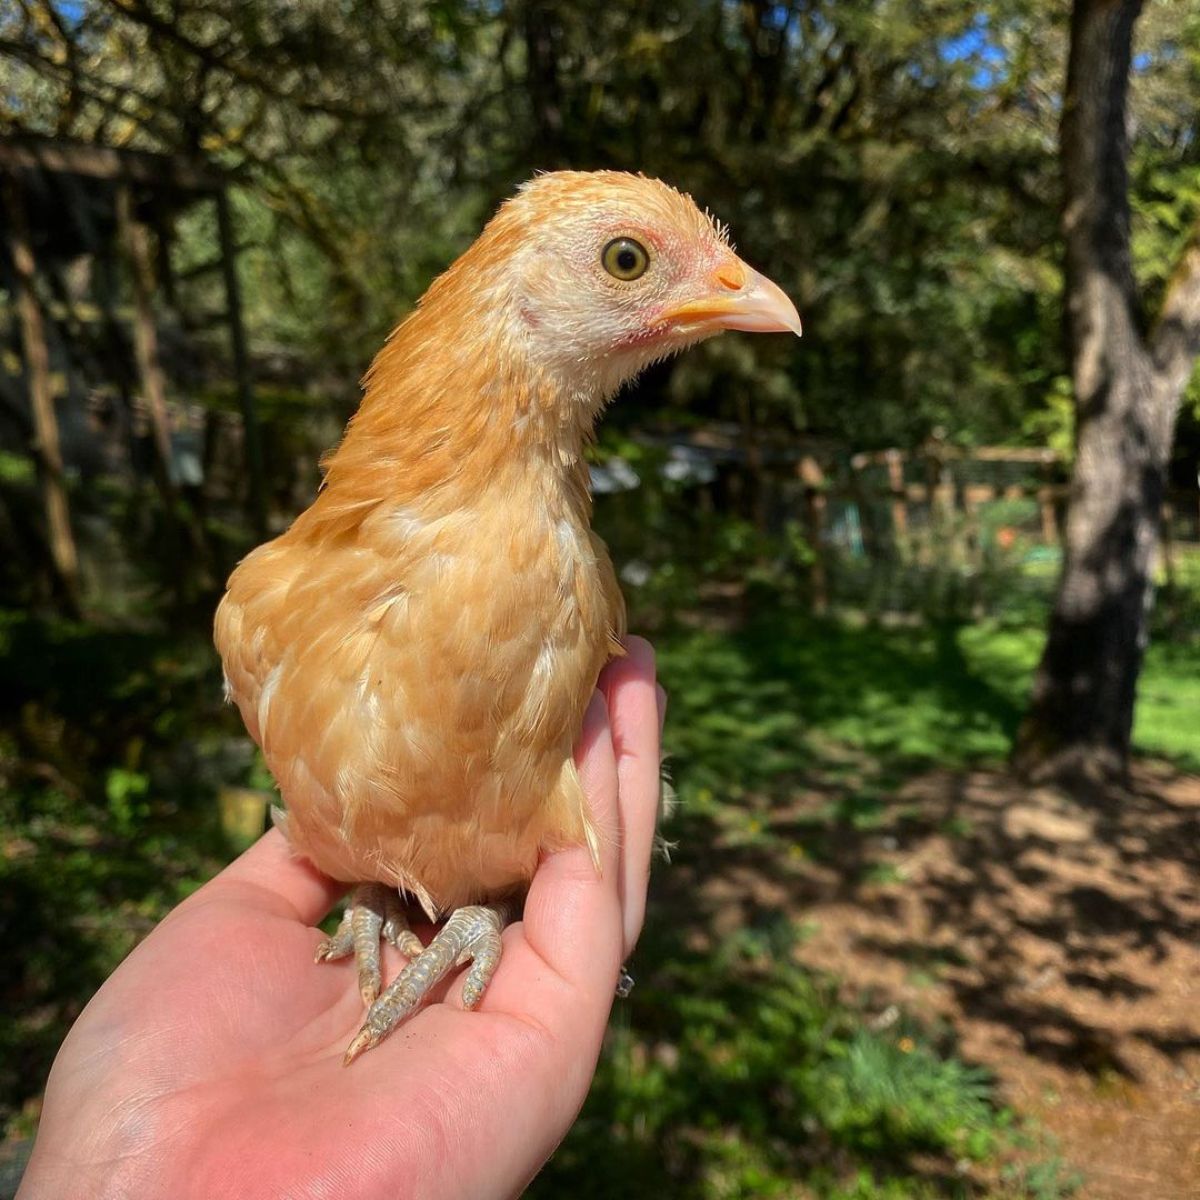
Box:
599;636;662;956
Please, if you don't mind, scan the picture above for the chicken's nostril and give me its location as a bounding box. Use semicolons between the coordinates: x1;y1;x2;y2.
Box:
714;261;747;292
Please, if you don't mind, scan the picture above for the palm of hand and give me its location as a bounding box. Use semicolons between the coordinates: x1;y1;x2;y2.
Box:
21;643;662;1200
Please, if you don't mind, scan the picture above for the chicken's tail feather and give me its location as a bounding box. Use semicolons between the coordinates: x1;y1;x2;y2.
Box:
550;757;602;874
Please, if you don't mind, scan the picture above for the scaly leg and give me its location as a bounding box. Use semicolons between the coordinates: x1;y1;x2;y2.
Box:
343;902;510;1065
315;883;424;1006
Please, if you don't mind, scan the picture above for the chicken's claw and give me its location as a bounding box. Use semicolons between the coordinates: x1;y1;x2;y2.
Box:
313;905;354;963
343;902;509;1065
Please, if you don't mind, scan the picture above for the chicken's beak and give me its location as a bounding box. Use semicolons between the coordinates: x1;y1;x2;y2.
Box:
659;258;802;337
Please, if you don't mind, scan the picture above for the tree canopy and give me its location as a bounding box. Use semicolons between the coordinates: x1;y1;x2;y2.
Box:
6;0;1193;453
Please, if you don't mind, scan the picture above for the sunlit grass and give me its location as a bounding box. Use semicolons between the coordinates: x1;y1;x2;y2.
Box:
657;614;1200;796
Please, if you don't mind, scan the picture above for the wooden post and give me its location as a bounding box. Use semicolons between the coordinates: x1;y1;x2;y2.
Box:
115;181;210;588
926;437;952;520
923;437;951;568
886;449;908;552
2;172;82;612
1160;500;1176;594
799;454;828;615
1039;460;1060;543
216;189;268;541
115;182;178;501
150;205;180;310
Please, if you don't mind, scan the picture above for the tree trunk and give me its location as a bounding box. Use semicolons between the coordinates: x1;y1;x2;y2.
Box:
1013;0;1200;783
216;189;268;542
2;173;82;614
115;181;213;597
522;1;567;166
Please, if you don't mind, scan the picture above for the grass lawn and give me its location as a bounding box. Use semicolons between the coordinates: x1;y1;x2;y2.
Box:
658;614;1200;794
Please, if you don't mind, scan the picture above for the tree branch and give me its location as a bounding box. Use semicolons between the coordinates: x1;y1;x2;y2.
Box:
1060;0;1144;353
1149;218;1200;398
98;0;386;123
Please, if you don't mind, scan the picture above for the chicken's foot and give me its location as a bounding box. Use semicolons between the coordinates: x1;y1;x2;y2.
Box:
315;883;424;1006
343;902;510;1065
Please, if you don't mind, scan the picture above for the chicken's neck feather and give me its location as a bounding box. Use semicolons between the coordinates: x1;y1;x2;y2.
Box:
294;249;610;541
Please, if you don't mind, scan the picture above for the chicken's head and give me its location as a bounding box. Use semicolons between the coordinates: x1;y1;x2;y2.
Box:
441;171;801;400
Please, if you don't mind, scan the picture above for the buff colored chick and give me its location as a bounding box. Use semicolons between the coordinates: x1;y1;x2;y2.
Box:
214;171;801;1062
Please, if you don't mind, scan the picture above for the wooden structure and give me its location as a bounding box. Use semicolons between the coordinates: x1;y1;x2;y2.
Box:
0;135;266;605
850;442;1064;546
644;424;1196;613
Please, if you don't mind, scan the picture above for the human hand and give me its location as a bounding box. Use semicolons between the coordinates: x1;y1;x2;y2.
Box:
19;638;664;1200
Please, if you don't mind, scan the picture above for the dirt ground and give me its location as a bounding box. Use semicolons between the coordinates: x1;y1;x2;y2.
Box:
663;760;1200;1198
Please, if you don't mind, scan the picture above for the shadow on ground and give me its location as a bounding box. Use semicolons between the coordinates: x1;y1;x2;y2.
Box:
648;755;1200;1199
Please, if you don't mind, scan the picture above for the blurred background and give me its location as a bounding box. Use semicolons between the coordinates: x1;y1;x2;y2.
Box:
1;1;1198;1196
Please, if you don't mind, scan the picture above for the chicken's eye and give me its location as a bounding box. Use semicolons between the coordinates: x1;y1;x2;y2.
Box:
602;238;649;281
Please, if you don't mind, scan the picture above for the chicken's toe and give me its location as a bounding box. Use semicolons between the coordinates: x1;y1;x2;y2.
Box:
382;888;425;959
343;902;510;1064
315;883;424;1006
313;905;354;963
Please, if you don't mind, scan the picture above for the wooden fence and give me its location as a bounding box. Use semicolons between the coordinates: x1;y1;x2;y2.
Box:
795;439;1197;612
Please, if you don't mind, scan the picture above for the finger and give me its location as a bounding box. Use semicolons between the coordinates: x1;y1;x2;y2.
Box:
575;690;624;881
600;636;662;957
519;690;623;998
199;827;346;926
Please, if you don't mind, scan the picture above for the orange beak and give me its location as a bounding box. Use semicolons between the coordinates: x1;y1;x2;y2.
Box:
659;257;802;337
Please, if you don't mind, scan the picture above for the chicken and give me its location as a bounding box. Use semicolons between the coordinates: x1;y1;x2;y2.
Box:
214;170;801;1062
